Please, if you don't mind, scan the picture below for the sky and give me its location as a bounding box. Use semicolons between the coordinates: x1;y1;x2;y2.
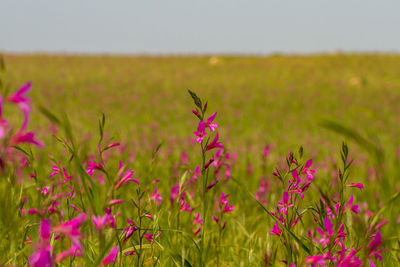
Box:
1;0;400;55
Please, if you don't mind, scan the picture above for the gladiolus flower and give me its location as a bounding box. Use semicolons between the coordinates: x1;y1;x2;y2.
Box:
206;132;224;151
347;183;364;191
193;120;207;143
29;218;53;267
149;187;163;206
101;246;119;266
205;112;219;131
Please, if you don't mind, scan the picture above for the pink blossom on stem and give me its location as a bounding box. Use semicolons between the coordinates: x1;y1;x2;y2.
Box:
193;120;207;143
101;246;119;266
29;218;53;267
149;187;163;206
347;183;364;191
205;112;219;131
206;132;224;151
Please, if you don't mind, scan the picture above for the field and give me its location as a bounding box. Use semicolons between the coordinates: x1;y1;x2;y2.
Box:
0;54;399;266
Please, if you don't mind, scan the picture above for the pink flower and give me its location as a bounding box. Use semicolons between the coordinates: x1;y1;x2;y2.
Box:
193;120;207;143
367;231;384;261
193;213;203;225
108;199;124;206
150;187;163;206
114;167;139;190
277;191;294;215
263;145;271;158
170;184;181;204
52;213;87;240
29;219;53;267
144;233;153;243
10;131;43;148
270;221;282;236
92;213;114;231
101;246;119;266
86;161;103;176
206;132;224;151
301;159;315;181
205;112;219;131
220;192;234;213
7;82;32;114
344;195;360;214
188;166;200;184
347;183;364;191
55;239;84;263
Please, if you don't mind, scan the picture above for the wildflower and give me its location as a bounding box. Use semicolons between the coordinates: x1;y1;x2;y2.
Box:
263;145;271;159
29;218;53;267
114;167;139;190
52;213;87;240
367;231;384;261
277;191;293;215
193;212;203;225
193;120;207;143
170;184;181;204
270;221;282;236
92;213;114;232
86;161;103;176
55;239;84;263
301;159;315;181
149;187;163;206
206;132;224;151
205;112;219;131
144;233;153;243
7;82;32;114
220;192;234;213
108;199;124;206
344;195;360;214
347;183;364;191
101;246;119;266
188;166;200;184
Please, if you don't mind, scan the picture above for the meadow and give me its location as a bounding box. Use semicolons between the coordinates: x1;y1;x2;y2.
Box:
0;53;399;266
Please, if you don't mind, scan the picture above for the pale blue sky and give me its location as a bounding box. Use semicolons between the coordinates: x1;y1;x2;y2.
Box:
1;0;399;54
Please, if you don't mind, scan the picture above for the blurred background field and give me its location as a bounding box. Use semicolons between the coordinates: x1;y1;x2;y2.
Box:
4;53;400;157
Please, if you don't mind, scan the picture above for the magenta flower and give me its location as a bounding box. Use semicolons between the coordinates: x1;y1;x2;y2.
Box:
367;231;384;261
301;159;315;181
205;112;219;131
149;187;163;206
188;166;201;184
206;132;224;151
347;183;364;191
263;145;271;158
92;213;114;231
277;191;294;215
193;120;207;143
29;218;53;267
7;82;32;114
114;167;139;190
193;212;203;225
144;233;153;243
108;199;124;206
86;161;103;176
344;195;360;214
10;131;43;148
270;221;282;236
55;239;84;263
220;192;234;213
52;213;87;240
101;246;119;266
170;184;181;204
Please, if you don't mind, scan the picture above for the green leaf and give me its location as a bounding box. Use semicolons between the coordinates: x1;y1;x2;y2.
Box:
38;105;61;125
